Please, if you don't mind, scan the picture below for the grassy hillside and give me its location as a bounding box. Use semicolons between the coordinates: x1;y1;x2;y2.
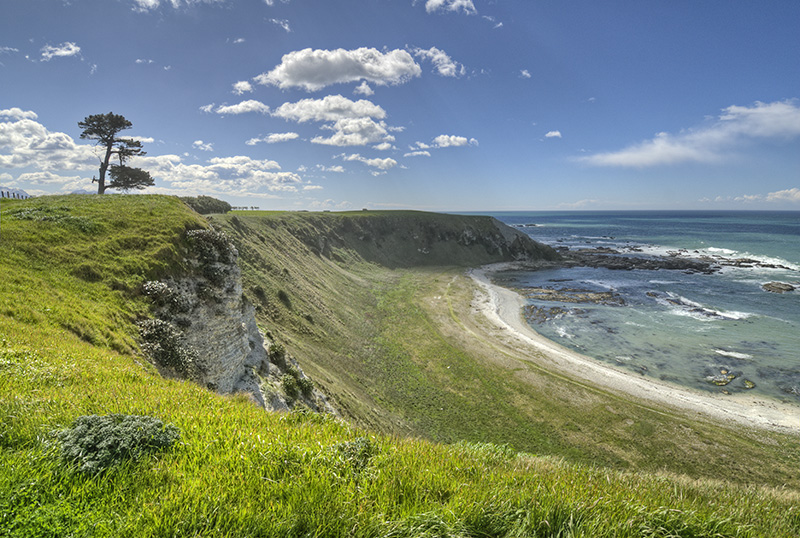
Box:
1;195;799;537
215;210;800;486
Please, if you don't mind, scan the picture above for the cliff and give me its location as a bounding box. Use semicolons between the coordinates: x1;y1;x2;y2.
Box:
140;228;334;414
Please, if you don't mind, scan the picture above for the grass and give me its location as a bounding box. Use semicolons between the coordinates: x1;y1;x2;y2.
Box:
1;195;800;536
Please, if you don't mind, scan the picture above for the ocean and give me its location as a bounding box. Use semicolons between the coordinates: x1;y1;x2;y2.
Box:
488;211;800;406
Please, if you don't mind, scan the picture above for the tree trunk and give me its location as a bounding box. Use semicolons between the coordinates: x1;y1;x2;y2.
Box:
97;141;114;194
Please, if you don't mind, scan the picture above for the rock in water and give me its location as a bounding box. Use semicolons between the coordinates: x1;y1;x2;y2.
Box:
762;282;796;293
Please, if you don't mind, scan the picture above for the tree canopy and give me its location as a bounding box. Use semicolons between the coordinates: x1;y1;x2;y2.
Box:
79;112;153;194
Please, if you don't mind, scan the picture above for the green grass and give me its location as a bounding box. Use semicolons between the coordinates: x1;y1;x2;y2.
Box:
2;195;800;537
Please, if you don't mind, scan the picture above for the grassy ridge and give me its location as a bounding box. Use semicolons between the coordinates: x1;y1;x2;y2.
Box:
1;196;800;536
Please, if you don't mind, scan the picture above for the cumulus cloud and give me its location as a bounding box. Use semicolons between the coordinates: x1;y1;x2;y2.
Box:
232;80;253;95
0;108;38;121
272;95;386;123
215;100;271;115
40;42;81;61
341;153;398;170
137;153;302;195
272;95;394;147
1;111;302;197
354;81;375;96
520;69;531;79
192;140;214;152
413;47;464;77
245;132;300;145
766;187;800;203
313;118;393;147
432;134;478;147
545;130;562;138
254;47;421;91
0;115;96;171
423;0;477;15
582;100;800;167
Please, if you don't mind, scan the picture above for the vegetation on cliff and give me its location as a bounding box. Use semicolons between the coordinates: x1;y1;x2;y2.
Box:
1;195;799;537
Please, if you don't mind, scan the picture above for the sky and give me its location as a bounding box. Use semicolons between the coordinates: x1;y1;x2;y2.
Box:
1;0;799;211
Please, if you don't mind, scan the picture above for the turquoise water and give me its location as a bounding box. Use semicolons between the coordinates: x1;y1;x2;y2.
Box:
489;211;800;405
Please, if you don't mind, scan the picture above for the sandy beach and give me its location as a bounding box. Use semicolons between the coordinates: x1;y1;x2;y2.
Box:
469;262;800;434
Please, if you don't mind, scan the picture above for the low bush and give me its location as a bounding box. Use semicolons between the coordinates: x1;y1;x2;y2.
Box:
56;414;180;474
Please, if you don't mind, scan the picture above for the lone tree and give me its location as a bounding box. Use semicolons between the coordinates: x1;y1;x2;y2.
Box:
79;112;154;194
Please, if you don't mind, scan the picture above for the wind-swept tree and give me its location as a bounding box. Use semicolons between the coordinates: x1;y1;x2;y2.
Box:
79;112;154;194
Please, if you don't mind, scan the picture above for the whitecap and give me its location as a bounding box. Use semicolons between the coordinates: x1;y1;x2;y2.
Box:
714;349;753;360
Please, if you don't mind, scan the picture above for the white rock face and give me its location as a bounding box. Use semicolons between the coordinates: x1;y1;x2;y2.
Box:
142;229;335;414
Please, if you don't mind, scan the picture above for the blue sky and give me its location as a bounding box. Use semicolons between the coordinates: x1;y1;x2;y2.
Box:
1;0;799;211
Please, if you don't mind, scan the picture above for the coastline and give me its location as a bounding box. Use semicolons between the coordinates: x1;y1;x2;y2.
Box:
469;262;800;434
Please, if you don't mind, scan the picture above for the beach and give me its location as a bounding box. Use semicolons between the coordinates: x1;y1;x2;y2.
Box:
469;262;800;434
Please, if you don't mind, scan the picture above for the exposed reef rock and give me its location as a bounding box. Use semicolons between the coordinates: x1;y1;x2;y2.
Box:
762;281;796;293
562;250;718;274
140;228;335;414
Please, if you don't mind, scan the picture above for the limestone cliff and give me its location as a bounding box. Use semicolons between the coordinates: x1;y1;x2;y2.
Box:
139;228;335;414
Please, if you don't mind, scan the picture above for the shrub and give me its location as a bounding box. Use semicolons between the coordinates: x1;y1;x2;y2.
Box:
281;372;300;400
180;195;232;215
56;414;180;474
138;318;198;375
185;229;236;266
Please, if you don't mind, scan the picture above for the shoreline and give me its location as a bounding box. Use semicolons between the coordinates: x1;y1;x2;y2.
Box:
469;262;800;434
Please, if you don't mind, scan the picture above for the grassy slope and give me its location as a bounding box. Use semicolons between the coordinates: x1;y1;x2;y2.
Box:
216;211;800;487
0;196;798;537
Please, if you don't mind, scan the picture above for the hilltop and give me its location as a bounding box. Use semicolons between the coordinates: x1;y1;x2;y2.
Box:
1;195;799;537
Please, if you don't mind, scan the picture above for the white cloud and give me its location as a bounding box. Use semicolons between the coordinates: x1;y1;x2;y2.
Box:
545;130;562;138
582;100;800;168
273;95;386;123
136;58;155;64
254;47;421;91
232;80;253;95
341;153;398;170
192;140;214;151
270;18;291;32
232;38;245;44
0;108;38;121
316;164;344;173
119;136;155;144
520;69;531;79
137;153;301;194
432;134;478;147
0;116;96;172
40;42;81;61
424;0;477;15
131;0;227;11
372;142;394;151
766;187;800;203
0;47;20;54
199;103;215;113
272;95;394;147
303;185;323;190
215;100;271;115
312;118;393;147
354;81;374;96
246;132;300;145
413;47;464;77
404;150;431;157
